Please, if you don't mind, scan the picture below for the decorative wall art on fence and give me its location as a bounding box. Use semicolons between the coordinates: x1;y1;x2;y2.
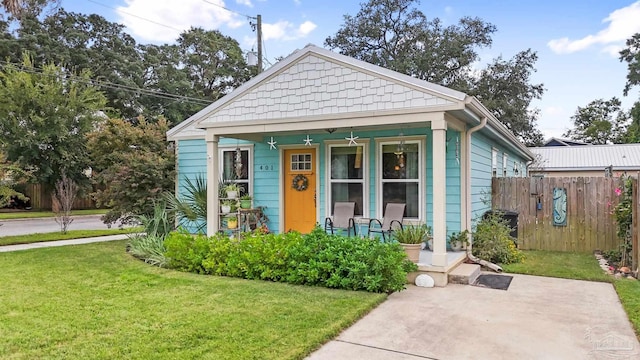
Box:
553;187;567;226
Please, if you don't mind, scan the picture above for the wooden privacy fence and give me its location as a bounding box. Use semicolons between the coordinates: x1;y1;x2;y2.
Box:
24;184;96;210
492;176;635;253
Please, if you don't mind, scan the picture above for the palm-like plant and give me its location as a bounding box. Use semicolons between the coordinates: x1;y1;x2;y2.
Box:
165;175;207;233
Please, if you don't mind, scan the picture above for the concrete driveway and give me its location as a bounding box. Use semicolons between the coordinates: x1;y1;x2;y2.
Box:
308;274;639;360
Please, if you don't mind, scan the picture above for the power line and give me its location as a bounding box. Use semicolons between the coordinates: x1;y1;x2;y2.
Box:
200;0;254;19
0;60;212;106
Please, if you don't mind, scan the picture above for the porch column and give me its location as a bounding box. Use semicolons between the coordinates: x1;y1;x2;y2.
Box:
431;117;448;267
206;130;220;237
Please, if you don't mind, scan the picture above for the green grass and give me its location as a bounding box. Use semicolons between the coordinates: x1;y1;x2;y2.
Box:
614;279;640;336
0;228;141;246
0;241;386;359
503;250;640;338
0;209;108;219
501;250;612;282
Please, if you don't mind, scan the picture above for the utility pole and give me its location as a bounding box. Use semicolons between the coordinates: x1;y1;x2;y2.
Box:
257;14;262;73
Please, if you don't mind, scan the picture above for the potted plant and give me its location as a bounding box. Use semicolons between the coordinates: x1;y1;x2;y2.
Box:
448;230;469;251
393;224;430;263
239;194;252;209
220;199;235;214
225;183;239;199
226;215;238;229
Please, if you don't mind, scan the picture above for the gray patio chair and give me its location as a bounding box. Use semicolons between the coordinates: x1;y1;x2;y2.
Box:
324;202;357;236
367;203;405;241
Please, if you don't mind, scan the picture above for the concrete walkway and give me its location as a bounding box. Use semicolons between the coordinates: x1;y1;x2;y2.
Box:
0;234;129;252
308;274;639;360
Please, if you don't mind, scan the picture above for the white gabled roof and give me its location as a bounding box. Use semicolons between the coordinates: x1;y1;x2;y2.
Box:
530;143;640;171
167;44;465;140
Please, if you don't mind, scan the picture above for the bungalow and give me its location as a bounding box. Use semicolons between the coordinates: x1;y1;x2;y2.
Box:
167;44;532;285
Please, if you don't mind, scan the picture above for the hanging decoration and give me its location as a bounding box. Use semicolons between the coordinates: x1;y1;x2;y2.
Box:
268;137;277;150
234;146;243;178
303;135;313;146
394;132;405;171
292;174;309;191
345;131;359;146
455;136;460;165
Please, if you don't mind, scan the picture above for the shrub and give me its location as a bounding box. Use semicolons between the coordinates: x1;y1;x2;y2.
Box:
127;234;167;267
164;231;213;274
472;211;524;265
126;201;173;267
164;226;417;293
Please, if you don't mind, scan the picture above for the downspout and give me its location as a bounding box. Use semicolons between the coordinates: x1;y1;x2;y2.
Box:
465;116;503;273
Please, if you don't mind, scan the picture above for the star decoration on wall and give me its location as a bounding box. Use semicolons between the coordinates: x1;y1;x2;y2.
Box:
345;131;359;146
303;135;313;146
268;137;277;150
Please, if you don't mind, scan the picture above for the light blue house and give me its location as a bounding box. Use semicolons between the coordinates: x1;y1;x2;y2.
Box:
167;45;532;285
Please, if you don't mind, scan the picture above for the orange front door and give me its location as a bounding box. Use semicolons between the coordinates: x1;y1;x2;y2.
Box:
284;148;316;233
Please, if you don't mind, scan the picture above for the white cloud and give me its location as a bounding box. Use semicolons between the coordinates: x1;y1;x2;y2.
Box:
548;1;640;56
543;106;566;117
261;20;317;41
116;0;245;43
235;0;253;7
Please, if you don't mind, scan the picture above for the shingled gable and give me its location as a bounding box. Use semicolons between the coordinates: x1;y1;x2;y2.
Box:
167;44;465;140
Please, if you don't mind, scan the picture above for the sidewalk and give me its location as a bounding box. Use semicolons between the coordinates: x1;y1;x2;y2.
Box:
0;234;129;253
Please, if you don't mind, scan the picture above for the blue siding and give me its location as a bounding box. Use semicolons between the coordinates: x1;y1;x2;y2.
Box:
470;130;529;224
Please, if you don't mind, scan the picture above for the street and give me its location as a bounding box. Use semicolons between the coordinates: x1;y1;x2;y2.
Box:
0;215;112;236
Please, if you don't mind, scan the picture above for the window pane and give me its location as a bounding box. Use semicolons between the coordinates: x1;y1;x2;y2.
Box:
331;146;363;179
222;150;248;180
383;182;418;218
331;182;363;216
382;143;418;179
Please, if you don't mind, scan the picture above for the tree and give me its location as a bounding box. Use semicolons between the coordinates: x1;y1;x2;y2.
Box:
52;174;78;233
563;97;628;144
471;50;545;146
325;0;495;89
326;0;545;145
0;55;107;189
177;27;255;100
619;33;640;143
87;117;175;226
620;33;640;97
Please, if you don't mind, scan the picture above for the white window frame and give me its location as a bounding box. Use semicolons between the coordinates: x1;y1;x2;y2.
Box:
375;136;425;221
491;148;498;177
325;140;369;218
503;153;508;177
219;145;253;195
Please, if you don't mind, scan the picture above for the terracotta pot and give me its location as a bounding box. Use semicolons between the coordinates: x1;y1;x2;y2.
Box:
400;243;421;263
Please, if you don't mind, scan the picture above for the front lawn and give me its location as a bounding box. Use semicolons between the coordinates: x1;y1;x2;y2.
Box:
0;228;140;246
0;241;386;359
503;250;640;338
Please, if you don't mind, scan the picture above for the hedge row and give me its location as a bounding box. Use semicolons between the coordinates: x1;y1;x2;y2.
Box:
164;227;417;293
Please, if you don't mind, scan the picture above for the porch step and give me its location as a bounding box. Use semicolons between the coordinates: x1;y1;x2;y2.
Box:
448;263;481;285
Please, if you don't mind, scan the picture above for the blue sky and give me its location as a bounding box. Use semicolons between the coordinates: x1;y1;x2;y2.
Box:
61;0;640;140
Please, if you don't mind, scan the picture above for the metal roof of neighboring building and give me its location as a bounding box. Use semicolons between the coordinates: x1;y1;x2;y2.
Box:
529;143;640;171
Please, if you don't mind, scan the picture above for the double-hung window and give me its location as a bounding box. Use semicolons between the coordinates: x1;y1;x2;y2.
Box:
491;148;498;177
503;153;508;177
379;139;422;219
220;146;251;195
328;144;365;216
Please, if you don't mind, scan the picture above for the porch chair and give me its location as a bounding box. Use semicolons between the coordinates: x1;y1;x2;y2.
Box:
324;202;357;236
367;203;405;241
